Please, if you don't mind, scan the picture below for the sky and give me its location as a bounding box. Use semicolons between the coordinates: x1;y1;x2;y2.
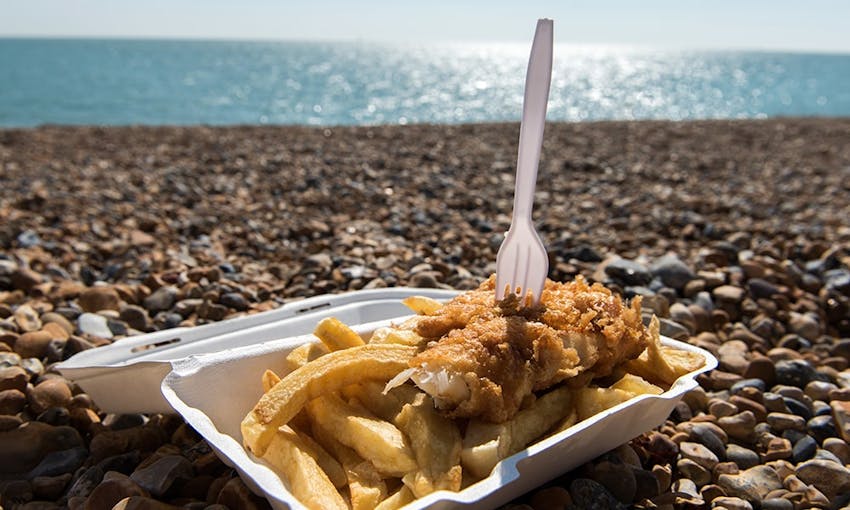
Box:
2;0;849;54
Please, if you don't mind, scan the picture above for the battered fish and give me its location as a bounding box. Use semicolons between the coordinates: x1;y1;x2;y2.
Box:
390;275;648;423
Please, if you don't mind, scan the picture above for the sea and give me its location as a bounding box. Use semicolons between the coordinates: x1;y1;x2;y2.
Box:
1;38;849;127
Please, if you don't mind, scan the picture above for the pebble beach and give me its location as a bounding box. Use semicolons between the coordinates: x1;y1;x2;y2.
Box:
1;118;850;509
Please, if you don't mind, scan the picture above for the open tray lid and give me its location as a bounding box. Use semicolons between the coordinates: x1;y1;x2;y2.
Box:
56;287;459;414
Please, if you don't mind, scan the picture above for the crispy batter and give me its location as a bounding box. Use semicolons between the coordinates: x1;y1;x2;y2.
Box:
408;275;648;422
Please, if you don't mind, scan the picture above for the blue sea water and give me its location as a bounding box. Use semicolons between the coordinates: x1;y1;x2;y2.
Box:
1;38;849;127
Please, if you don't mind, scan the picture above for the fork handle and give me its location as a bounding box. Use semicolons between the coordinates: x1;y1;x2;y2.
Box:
512;19;553;225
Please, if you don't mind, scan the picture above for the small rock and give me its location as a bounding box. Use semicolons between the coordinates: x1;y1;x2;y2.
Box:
77;313;114;339
677;458;711;487
14;305;42;332
808;414;838;443
129;454;194;498
689;423;727;460
143;287;178;313
605;258;652;286
14;330;55;359
650;254;695;290
714;285;745;303
216;476;271;510
78;287;121;313
85;472;148;510
718;411;757;443
788;312;821;341
792;435;818;463
588;459;636;503
711;496;753;510
760;437;792;461
29;379;72;414
679;441;719;470
11;267;43;292
0;365;28;392
775;359;825;388
822;437;850;464
528;486;572;509
795;458;850;499
726;444;760;469
766;412;806;432
717;465;783;503
832;400;850;442
111;497;182;509
27;446;88;478
804;380;837;401
65;465;104;499
0;388;27;414
40;313;74;336
31;473;72;500
760;498;793;510
219;293;249;311
119;305;151;331
569;478;627;510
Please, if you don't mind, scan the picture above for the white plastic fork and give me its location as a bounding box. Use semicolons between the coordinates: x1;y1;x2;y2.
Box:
495;18;553;304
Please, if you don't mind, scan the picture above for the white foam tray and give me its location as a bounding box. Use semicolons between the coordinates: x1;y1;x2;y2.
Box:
161;310;717;510
56;288;459;413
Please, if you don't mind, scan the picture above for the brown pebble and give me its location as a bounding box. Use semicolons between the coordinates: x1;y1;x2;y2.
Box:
39;313;75;335
803;486;830;508
0;388;27;414
14;330;54;359
711;496;753;510
14;304;42;332
652;464;672;492
709;399;739;418
78;287;122;313
85;472;148;510
528;486;572;510
713;461;740;477
832;400;850;442
0;365;28;392
216;477;267;510
765;412;806;432
718;411;757;443
728;395;767;422
112;496;182;509
760;437;792;462
822;437;850;464
31;473;72;500
29;379;72;414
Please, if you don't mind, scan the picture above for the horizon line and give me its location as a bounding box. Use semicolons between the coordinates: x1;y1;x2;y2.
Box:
2;34;850;57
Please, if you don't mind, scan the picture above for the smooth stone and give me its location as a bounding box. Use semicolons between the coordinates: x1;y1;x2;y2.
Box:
804;380;837;401
588;459;636;503
709;399;739;418
650;254;695;290
747;278;780;299
14;304;42;332
77;313;114;339
129;454;194;498
792;435;818;463
119;305;151;331
215;476;272;510
718;411;758;443
89;426;167;462
143;287;178;313
782;397;813;421
807;415;838;443
604;258;652;286
27;446;88;478
14;330;54;359
658;318;690;341
822;437;850;464
677;458;711;487
679;441;719;470
671;478;703;505
814;448;843;463
766;412;806;432
795;458;850;499
717;465;783;503
29;379;72;414
0;414;23;431
31;473;73;500
0;351;22;367
84;472;148;510
219;293;249;311
760;437;792;461
726;444;760;470
775;359;826;388
669;303;696;334
78;287;121;313
714;285;745;303
760;498;793;510
65;465;104;499
730;378;766;394
0;365;28;392
528;486;572;510
832;400;850;442
0;388;27;415
710;496;752;510
0;422;84;474
689;423;727;460
40;313;74;335
112;497;182;509
788;312;821;341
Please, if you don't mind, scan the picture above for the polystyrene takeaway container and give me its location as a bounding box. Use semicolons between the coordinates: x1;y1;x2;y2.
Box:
56;288;459;413
161;306;718;510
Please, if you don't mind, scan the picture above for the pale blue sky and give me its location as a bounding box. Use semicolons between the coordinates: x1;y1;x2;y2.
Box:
2;0;849;53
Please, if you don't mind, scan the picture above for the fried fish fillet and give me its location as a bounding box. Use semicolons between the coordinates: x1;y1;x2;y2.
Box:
394;275;648;423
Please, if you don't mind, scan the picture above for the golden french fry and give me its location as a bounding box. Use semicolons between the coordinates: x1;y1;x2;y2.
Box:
574;386;633;420
374;486;415;510
285;342;329;372
623;316;704;386
314;317;366;351
344;380;421;422
311;423;388;510
368;326;424;346
262;369;281;393
261;427;347;510
297;427;347;489
396;392;462;497
307;394;418;477
402;296;443;315
611;373;664;397
243;343;418;456
461;385;573;478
